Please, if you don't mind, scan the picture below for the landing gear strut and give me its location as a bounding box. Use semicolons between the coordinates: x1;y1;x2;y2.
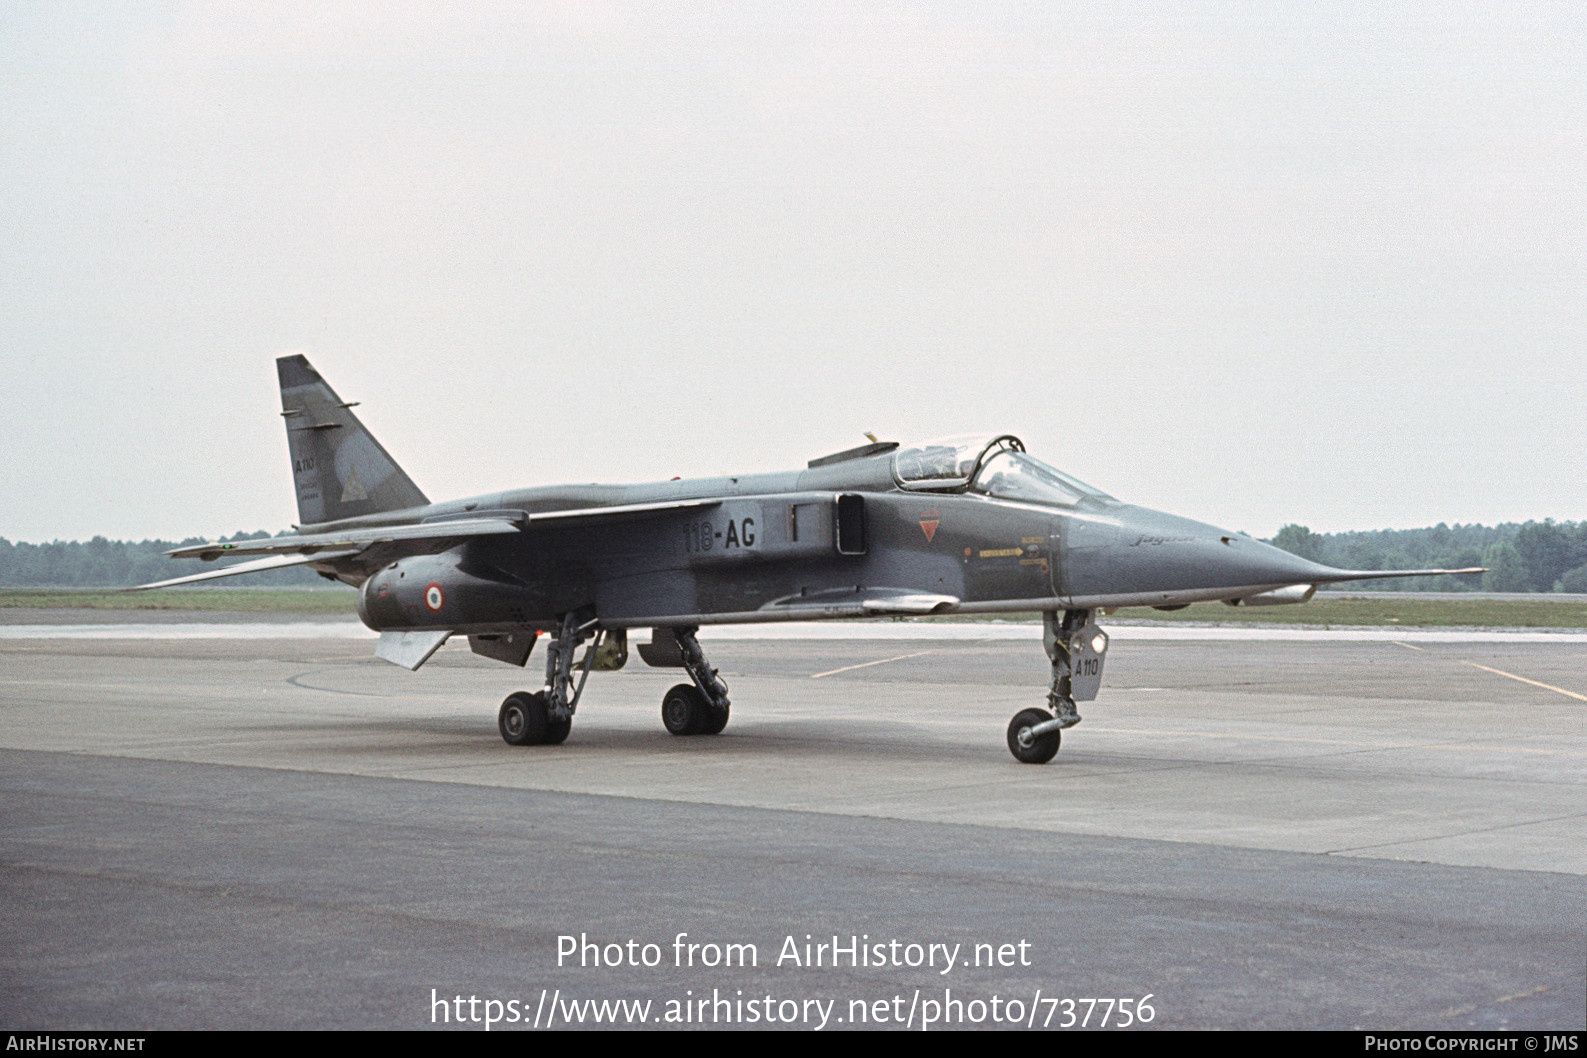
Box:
661;626;731;736
499;610;601;746
1006;609;1107;763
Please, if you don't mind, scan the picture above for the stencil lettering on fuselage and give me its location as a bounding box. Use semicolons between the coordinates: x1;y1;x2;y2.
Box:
682;501;760;556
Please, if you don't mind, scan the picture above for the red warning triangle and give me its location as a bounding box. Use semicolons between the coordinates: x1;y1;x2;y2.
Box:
919;511;940;542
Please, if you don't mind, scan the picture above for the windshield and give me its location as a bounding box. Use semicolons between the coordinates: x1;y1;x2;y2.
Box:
971;451;1114;507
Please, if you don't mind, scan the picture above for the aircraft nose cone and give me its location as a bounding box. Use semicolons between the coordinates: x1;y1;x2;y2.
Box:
1059;505;1333;600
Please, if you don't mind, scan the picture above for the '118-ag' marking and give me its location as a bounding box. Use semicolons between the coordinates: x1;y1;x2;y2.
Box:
684;519;756;553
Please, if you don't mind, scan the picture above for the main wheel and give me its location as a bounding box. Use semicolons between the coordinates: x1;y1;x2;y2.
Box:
662;684;708;735
1007;708;1060;764
697;702;730;736
543;716;572;745
499;691;549;746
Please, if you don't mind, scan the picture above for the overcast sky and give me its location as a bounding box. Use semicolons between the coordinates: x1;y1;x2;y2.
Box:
3;2;1583;543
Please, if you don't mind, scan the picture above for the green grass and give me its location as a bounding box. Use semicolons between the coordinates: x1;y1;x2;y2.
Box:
1121;596;1587;628
0;587;357;614
924;596;1587;629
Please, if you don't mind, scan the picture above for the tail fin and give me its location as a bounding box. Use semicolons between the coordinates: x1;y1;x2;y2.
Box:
277;355;428;526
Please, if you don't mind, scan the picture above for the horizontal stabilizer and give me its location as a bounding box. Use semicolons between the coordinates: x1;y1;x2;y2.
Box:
376;629;452;671
127;550;360;591
166;516;525;560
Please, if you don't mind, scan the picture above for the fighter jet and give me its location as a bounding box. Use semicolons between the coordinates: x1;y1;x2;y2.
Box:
139;356;1482;762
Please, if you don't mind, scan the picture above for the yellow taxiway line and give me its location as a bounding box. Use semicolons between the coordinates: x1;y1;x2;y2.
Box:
1392;640;1586;702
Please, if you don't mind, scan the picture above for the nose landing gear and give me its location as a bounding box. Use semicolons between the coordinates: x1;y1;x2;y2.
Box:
1005;609;1105;763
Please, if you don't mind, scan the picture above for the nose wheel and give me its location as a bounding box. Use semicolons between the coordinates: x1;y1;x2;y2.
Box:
1007;708;1061;764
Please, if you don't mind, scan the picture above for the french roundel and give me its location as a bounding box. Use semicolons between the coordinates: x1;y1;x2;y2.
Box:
424;582;445;612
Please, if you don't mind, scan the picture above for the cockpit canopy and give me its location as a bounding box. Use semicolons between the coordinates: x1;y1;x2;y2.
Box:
891;433;1015;490
892;433;1114;508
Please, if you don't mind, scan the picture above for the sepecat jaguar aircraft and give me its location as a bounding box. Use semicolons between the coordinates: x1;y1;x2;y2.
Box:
138;356;1481;762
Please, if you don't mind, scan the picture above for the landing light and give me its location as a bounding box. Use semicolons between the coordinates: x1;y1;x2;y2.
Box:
1073;632;1109;656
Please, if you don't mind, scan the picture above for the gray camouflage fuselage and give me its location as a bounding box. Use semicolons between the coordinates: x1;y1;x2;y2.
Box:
145;356;1480;762
349;464;1345;635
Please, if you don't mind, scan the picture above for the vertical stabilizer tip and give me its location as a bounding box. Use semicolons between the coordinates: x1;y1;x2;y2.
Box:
276;355;322;388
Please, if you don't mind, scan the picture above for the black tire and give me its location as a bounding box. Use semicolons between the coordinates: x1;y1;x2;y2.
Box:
499;691;549;746
662;683;707;735
697;703;730;736
543;716;572;745
1007;708;1060;764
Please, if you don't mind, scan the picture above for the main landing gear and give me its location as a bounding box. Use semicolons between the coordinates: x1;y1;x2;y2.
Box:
497;618;732;745
495;610;1094;760
1005;609;1107;764
498;610;598;746
660;626;731;736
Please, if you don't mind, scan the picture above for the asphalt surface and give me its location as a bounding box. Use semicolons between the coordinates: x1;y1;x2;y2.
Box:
1;624;1583;1030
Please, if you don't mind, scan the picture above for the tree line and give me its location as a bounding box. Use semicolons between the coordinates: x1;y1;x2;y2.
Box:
0;532;328;588
1270;521;1587;593
3;520;1586;592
